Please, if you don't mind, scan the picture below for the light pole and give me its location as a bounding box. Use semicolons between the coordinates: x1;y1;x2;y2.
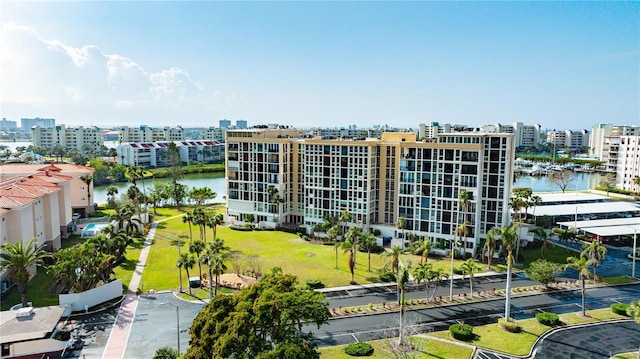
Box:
161;302;180;354
632;228;637;279
177;238;183;293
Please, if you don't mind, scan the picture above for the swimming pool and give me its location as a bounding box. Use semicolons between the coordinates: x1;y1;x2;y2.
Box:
81;223;109;238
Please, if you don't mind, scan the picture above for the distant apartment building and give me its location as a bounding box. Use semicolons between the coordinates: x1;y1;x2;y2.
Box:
480;122;540;148
0;118;17;130
307;127;390;139
31;125;103;152
219;119;232;129
236;120;248;129
204;127;227;143
589;123;640;159
116;140;224;167
118;125;184;143
418;122;452;140
615;135;640;192
225;129;514;256
21;117;55;129
546;129;589;150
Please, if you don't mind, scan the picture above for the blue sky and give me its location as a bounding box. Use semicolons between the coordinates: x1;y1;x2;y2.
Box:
1;1;638;130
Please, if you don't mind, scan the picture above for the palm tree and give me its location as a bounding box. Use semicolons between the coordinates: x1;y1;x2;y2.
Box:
414;238;432;263
327;225;340;270
341;240;355;283
450;222;469;300
338;209;353;240
176;253;195;295
627;300;640;324
633;176;640;193
106;185;119;208
553;228;577;253
483;227;500;270
208;213;224;243
530;227;553;259
201;239;229;299
345;225;361;266
0;238;49;308
360;232;377;272
460;258;479;298
182;211;195;243
581;240;607;280
564;255;596;316
80;174;93;214
529;195;542;222
381;245;402;275
397;265;410;346
500;224;519;320
458;190;471;255
210;254;227;297
413;262;433;300
189;240;206;280
396;217;406;249
153;346;179;359
429;267;448;302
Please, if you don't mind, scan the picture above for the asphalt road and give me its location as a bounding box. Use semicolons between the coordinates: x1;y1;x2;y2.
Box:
307;283;640;348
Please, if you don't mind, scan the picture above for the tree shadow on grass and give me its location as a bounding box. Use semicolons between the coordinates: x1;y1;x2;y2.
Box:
118;258;137;271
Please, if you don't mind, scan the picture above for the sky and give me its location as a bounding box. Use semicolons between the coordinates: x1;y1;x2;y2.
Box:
1;1;638;131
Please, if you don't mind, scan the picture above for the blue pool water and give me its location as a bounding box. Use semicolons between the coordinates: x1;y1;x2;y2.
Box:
81;223;109;238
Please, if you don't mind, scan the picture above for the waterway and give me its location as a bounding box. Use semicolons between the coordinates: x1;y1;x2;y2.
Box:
93;171;604;205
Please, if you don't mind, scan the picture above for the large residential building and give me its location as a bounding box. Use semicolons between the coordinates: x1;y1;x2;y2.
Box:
118;125;185;143
204;127;227;143
546;129;589;150
589;123;640;159
418;122;452;140
0;118;17;130
31;125;103;152
0;162;96;217
226;129;515;256
480;122;541;148
615;135;640;193
116;140;224;167
21;117;55;129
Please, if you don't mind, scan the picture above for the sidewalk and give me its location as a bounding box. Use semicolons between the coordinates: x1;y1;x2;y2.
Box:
100;220;160;359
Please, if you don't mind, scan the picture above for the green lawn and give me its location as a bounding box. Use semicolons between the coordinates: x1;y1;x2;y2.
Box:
519;243;574;268
0;267;60;310
319;337;473;359
430;307;630;356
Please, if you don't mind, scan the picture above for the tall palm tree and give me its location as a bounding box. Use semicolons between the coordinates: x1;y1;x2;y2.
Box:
396;217;406;249
414;238;432;263
345;225;361;266
338;209;353;240
176;253;195;295
0;238;49;308
397;265;410;346
483;227;500;270
360;232;376;272
429;267;448;302
200;239;229;299
450;222;468;300
564;255;596;316
381;245;402;275
553;228;577;253
106;185;119;208
530;227;553;259
413;262;433;300
210;254;227;297
341;240;355;283
327;225;340;270
581;240;607;280
80;174;93;214
458;190;471;255
460;258;479;298
500;224;519;320
189;240;206;280
182;211;195;243
208;213;224;243
529;195;542;222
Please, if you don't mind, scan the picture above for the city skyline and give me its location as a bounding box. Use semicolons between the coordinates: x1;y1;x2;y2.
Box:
1;2;638;130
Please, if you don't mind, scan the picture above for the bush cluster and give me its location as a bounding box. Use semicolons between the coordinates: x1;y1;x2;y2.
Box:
358;244;385;254
498;318;522;333
449;323;474;341
230;225;252;231
536;312;560;326
610;303;630;316
343;342;374;356
306;279;325;289
379;272;396;282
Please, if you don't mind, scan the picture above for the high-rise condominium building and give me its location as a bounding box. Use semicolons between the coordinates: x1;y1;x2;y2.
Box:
31;125;103;152
118;125;184;143
21;117;55;129
546;130;589;149
590;123;640;159
615;136;640;193
225;129;514;256
480;122;540;148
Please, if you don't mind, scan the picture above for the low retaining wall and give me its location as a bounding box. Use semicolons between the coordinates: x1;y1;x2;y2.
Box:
59;279;123;315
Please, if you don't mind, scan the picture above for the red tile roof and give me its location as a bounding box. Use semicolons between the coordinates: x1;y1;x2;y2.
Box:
0;175;65;209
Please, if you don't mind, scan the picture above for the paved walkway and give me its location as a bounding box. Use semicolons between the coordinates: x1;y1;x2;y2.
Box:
101;217;165;359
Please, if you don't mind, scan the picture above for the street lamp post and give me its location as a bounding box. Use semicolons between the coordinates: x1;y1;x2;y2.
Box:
175;304;180;354
632;228;637;279
177;238;183;293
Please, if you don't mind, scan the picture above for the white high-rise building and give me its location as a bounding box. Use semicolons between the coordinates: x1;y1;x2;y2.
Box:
616;135;640;193
480;122;540;148
589;123;640;159
31;125;103;152
226;129;515;256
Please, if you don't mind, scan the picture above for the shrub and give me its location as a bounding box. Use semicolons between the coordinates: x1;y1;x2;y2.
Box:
359;244;384;254
306;279;325;289
344;342;374;356
449;323;474;341
297;226;308;236
230;225;253;231
379;272;396;282
373;229;381;236
498;318;522;333
611;303;630;316
536;312;560;326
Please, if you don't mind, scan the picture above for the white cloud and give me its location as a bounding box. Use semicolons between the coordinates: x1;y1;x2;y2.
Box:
0;23;237;126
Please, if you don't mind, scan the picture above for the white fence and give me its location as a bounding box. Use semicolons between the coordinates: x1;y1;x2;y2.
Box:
59;279;123;315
